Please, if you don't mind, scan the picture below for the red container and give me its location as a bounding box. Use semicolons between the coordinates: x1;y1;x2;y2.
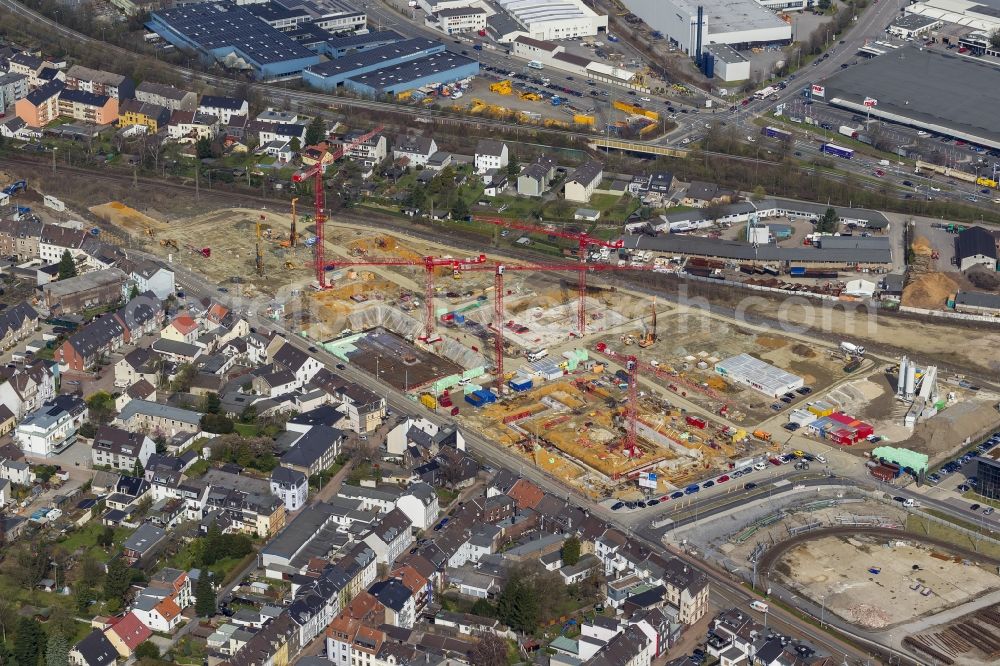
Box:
686;416;707;429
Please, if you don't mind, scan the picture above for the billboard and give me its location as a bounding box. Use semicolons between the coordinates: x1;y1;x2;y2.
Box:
863;97;878;107
811;84;825;97
638;472;658;489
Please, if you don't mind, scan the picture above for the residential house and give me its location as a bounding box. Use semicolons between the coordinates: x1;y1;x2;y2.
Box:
115;400;202;437
135;81;197;111
474;139;508;174
0;301;39;350
564;160;603;203
161;314;199;344
628;171;673;196
14;80;64;127
69;629;118;666
118;99;171;132
115;294;163;342
362;508;414;566
517;156;556;197
167;111;219;142
273;342;323;387
15;394;87;457
121;523;167;565
252;365;298;398
393;134;437;167
114;348;159;388
369;578;415;629
280;425;344;477
55;316;126;371
0;360;57;420
257;122;307;147
682;181;735;207
57;89;119;125
256;108;300;125
582;624;652;666
132;594;182;633
340;130;387;169
64;65;134;99
0;116;36;140
395;482;439;531
0;406;14;437
338;484;404;514
104;611;152;658
6;52;44;80
91;425;155;471
0;458;33;486
425;151;452;172
0;72;29;108
197;96;249;125
270;466;308;511
39;224;89;264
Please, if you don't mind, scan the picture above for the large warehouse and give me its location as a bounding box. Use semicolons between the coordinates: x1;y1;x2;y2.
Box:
715;354;804;398
147;2;322;79
905;0;1000;34
302;38;479;95
622;0;790;55
493;0;608;41
818;46;1000;149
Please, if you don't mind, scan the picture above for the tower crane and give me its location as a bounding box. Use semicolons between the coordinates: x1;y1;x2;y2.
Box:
324;254;488;341
255;213;265;277
292;125;384;289
473;215;624;335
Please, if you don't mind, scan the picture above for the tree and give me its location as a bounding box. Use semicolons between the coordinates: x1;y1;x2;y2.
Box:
451;197;470;221
561;536;581;567
817;206;839;233
57;250;77;280
45;632;69;666
15;544;50;590
133;459;145;478
290;137;301;152
991;27;1000;50
129;284;140;300
97;526;116;549
13;617;45;666
103;556;132;602
75;583;95;613
195;137;213;159
195;572;216;617
818;0;831;11
79;421;97;438
470;633;508;666
506;152;520;178
86;391;116;424
496;577;538;634
204;392;221;414
751;184;767;201
134;642;160;660
200;413;234;434
470;599;496;618
171;363;197;392
305;115;326;146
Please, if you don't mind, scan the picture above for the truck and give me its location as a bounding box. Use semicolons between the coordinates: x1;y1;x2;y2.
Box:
528;60;544;70
754;86;778;100
527;348;549;362
838;125;859;139
840;341;866;356
762;126;792;141
752;429;772;442
820;143;854;159
750;600;769;613
685;415;707;429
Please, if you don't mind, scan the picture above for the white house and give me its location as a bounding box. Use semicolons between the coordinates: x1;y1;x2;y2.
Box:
272;343;323;388
565;160;603;203
91;425;156;471
15;395;88;457
0;458;34;486
131;594;183;633
393;134;437;167
362;508;413;566
341;131;387;168
395;482;439;531
197;96;248;125
127;260;175;301
475;139;508;175
258;123;307;147
270;466;308;512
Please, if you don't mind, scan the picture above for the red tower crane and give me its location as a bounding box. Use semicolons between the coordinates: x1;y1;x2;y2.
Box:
324;254;487;340
624;355;639;458
292;125;385;289
473;216;624;335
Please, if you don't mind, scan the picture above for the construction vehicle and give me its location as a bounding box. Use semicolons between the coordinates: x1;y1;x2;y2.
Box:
490;80;512;95
186;244;211;258
2;180;27;196
621;334;635;346
284;261;296;269
159;239;179;251
637;299;657;348
520;91;541;101
752;429;772;442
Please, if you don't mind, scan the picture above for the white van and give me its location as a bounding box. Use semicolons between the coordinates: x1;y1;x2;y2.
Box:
750;600;768;613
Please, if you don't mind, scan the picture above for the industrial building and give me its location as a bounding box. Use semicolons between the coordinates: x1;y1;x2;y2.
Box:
622;0;790;56
510;36;639;85
702;43;750;82
886;14;943;39
954;291;1000;316
955;226;998;272
905;0;1000;35
493;0;608;41
147;2;322;79
303;38;479;95
714;353;803;398
976;447;1000;500
818;46;1000;149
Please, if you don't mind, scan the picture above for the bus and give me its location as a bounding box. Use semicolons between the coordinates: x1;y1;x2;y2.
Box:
820;143;854;159
762;126;792;141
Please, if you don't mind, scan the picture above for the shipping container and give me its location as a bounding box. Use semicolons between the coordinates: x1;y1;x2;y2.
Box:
762;126;792;141
420;394;437;410
450;406;460;416
509;378;533;392
789;267;807;276
686;415;707;429
465;394;486;408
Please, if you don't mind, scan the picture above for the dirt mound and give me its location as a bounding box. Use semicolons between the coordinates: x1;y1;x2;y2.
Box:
967;265;1000;290
902;272;958;310
791;343;816;358
911;236;933;256
756;335;787;350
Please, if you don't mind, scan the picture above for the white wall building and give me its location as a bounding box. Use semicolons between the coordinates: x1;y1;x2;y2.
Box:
495;0;608;41
475;139;509;174
270;466;309;512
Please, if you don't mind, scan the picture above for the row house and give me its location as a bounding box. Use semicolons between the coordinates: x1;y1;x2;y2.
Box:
114;400;202;438
91;424;156;471
362;508;413;566
39;224;88;264
64;65;134;99
0;218;43;261
0;72;29;108
0;302;39;350
167;111;219;142
197;95;248;125
280;424;343;477
135;81;197;111
57;89;119;125
394;482;439;532
114;347;160;388
119;99;171;132
0;360;56;420
55;315;126;371
225;611;300;666
311;372;385;434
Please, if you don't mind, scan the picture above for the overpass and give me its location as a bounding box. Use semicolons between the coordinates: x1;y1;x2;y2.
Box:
588;137;690;157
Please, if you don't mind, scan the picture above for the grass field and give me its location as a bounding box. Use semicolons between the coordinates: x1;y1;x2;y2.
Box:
906;512;1000;560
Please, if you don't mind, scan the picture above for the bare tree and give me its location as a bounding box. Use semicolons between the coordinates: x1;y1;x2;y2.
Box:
470;633;508;666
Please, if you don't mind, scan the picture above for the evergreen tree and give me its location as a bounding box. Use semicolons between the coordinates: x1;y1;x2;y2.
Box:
195;573;216;617
57;250;77;280
103;556;132;602
305;115;326;146
496;578;538;634
13;617;45;666
45;632;68;666
561;536;581;567
134;641;160;660
129;284;140;300
204;392;221;414
817;206;840;233
133;459;144;478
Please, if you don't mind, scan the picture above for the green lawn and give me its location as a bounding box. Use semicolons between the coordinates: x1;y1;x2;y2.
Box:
184;459;211;478
58;522;131;563
233;423;260;437
436;487;459;507
906;512;1000;560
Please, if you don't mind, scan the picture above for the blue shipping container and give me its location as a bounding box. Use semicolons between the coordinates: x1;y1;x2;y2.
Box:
509;378;533;392
789;267;807;276
465;394;485;408
473;389;497;404
454;313;465;324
